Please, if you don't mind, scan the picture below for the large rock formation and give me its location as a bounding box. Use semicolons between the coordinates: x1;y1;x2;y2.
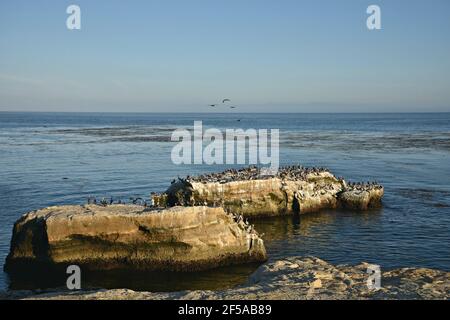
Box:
155;166;384;218
4;205;267;274
5;257;449;300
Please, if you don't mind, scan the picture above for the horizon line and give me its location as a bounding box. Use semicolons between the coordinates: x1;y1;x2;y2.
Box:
1;111;450;114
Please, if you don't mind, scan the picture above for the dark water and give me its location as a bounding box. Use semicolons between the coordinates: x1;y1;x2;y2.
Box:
1;112;449;292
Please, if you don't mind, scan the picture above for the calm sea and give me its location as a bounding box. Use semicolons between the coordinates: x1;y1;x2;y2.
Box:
0;112;449;291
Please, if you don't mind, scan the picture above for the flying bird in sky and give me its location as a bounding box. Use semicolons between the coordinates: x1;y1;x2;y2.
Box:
208;99;237;110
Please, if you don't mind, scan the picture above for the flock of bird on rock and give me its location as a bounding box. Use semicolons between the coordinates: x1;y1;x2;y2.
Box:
184;165;336;184
86;165;383;207
86;196;149;207
228;211;260;237
344;181;383;191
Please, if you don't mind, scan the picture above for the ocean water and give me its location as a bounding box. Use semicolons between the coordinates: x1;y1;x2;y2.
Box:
0;112;449;291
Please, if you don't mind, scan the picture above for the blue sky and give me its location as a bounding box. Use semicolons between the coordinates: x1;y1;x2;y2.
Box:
0;0;449;112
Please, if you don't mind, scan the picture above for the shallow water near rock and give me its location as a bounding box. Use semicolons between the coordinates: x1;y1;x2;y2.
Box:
0;112;449;292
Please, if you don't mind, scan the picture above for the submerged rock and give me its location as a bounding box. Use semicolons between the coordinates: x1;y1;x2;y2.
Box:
4;205;267;275
7;256;449;300
158;166;384;218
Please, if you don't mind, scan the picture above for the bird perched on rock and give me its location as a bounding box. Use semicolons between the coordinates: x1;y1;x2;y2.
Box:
100;198;108;206
87;196;96;205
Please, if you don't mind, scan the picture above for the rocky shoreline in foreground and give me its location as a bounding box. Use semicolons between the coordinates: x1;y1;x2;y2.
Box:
3;257;449;300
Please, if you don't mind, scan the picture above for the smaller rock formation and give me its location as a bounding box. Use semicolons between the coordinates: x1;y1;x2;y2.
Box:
4;205;267;275
338;183;384;210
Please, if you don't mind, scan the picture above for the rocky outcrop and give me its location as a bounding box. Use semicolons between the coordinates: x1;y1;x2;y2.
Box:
4;205;267;274
6;256;449;300
338;187;384;210
157;166;383;218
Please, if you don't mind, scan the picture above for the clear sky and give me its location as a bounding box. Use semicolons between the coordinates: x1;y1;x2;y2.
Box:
0;0;449;112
